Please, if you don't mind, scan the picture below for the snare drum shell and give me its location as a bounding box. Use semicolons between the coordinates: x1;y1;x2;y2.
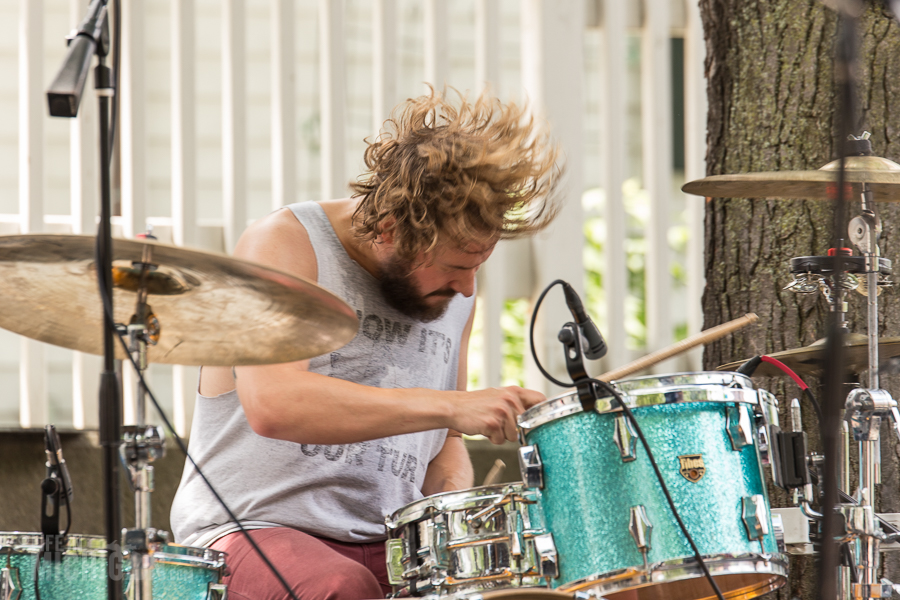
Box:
522;392;778;590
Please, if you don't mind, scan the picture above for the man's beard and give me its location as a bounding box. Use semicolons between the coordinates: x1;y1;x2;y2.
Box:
380;257;456;322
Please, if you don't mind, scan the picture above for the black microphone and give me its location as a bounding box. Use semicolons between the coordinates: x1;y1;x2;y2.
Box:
44;425;73;506
562;282;607;360
46;0;109;118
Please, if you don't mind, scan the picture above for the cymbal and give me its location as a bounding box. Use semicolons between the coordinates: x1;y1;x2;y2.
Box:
682;155;900;201
0;234;358;366
717;333;900;376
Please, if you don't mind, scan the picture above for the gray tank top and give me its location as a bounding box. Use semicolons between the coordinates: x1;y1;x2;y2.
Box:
170;201;475;545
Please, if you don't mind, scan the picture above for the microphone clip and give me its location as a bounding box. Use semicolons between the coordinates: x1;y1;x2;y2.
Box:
558;322;601;412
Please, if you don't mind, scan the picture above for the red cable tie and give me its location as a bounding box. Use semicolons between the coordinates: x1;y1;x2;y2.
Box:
760;355;809;391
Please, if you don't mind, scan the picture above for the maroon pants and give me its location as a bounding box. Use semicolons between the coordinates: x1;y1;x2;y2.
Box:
210;527;391;600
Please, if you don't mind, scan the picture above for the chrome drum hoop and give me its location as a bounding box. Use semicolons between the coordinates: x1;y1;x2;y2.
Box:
385;484;552;598
0;532;108;558
518;371;762;434
560;552;789;599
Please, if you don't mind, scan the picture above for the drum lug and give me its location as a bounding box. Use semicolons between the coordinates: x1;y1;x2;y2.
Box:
741;494;771;540
385;538;406;586
508;508;524;558
613;415;638;462
206;583;228;600
629;505;653;573
532;533;559;579
518;445;544;489
430;516;450;571
1;561;22;600
727;404;754;450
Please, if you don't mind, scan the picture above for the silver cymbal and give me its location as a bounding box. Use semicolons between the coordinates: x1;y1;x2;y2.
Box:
0;234;358;366
682;155;900;200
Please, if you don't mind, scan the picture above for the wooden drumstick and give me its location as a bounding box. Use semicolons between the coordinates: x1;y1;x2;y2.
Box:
481;459;506;486
598;313;759;382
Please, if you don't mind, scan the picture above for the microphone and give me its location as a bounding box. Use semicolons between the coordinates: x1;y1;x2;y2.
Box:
44;425;74;506
562;282;607;360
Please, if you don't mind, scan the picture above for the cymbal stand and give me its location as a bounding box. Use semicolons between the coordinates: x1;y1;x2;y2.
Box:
120;242;166;600
841;179;900;600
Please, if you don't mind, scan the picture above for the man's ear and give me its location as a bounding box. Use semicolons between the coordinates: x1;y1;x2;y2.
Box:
377;218;396;245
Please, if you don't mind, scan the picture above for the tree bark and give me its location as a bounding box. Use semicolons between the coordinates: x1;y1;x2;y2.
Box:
700;1;900;598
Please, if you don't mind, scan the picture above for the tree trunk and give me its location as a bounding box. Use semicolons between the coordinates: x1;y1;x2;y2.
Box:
700;1;900;598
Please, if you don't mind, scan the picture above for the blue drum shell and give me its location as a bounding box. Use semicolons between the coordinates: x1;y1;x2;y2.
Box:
523;400;778;589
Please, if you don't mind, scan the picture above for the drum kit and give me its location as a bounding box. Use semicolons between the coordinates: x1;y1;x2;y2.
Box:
0;155;898;600
383;136;900;600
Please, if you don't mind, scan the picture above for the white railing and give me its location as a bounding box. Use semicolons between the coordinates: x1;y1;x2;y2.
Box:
0;0;706;434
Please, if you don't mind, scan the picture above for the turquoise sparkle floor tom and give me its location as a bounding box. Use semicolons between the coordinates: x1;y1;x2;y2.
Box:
385;483;559;599
0;532;226;600
517;372;787;600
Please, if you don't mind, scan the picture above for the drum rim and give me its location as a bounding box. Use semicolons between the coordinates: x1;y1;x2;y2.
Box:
517;371;763;434
385;483;532;528
557;551;789;596
0;532;225;569
0;532;108;558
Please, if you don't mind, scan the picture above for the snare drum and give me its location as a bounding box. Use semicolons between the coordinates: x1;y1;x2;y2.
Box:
517;372;787;600
0;532;226;600
384;483;559;599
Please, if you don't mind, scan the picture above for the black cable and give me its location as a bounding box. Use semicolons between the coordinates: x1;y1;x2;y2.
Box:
528;279;571;388
528;280;726;600
33;552;42;600
92;236;301;600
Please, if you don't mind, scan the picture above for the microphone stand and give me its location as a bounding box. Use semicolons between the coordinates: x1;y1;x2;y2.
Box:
46;2;123;599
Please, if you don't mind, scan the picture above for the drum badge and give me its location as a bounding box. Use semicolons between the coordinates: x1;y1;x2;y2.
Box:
678;454;706;483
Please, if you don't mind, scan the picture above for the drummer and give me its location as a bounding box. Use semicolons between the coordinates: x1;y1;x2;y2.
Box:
170;89;561;600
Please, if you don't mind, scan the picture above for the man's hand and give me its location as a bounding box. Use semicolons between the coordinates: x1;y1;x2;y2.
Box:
448;386;546;444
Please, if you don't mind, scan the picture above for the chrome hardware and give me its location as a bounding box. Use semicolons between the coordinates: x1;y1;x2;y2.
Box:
613;415;638;462
206;583;228;600
727;404;753;450
533;533;558;579
757;425;772;466
385;538;405;585
430;515;449;570
629;505;653;573
770;512;786;553
1;554;21;600
742;495;770;541
466;503;504;530
518;445;544;489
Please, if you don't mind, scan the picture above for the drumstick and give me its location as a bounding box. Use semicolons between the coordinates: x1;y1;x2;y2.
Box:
598;313;759;382
481;459;506;486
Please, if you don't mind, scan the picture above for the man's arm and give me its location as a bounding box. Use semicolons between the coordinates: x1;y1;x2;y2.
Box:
422;305;478;495
221;207;544;446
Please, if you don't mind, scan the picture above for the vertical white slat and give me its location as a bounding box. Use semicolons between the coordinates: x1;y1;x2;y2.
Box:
474;0;499;88
601;0;628;371
19;0;42;235
684;0;707;370
372;0;397;135
520;0;586;395
424;0;449;91
173;0;198;434
641;0;673;369
173;0;197;247
318;0;346;200
173;366;198;437
475;0;502;387
71;0;101;430
19;0;46;429
121;0;146;239
223;0;247;252
272;0;295;210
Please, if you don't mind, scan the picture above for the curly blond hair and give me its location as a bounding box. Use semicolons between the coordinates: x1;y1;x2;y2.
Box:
350;88;561;262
